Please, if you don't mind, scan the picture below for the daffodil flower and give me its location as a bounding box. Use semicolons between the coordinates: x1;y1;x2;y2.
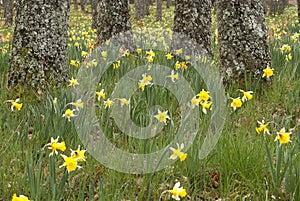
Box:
191;96;200;108
168;182;187;200
104;98;114;108
154;109;170;125
166;53;173;60
113;60;121;69
146;50;155;57
67;99;84;111
68;77;79;87
12;193;30;201
62;109;76;121
116;98;130;106
96;89;106;100
230;97;242;111
169;143;187;162
200;101;212;114
197;89;210;101
262;67;274;79
45;136;67;157
70;59;80;67
60;154;81;173
275;128;291;144
167;70;179;82
256;120;270;134
71;145;86;162
7;98;23;111
239;89;253;102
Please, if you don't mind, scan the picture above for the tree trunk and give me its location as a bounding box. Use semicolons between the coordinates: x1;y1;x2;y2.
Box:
91;0;98;29
96;0;132;46
144;0;150;15
298;0;300;24
4;0;13;26
9;0;69;89
216;0;271;84
156;0;163;21
278;0;288;14
80;0;86;13
74;0;78;10
166;0;171;8
135;0;145;19
172;0;212;56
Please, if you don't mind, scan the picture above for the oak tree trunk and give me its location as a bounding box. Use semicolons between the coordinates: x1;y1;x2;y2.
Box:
9;0;69;89
156;0;163;21
216;0;271;84
4;0;13;26
173;0;212;56
135;0;145;19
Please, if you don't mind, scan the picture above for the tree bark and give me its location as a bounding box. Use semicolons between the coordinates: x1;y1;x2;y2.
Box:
166;0;171;8
9;0;69;89
74;0;78;10
156;0;163;21
135;0;145;19
4;0;13;26
96;0;132;48
91;0;98;29
80;0;86;13
216;0;271;84
298;0;300;24
144;0;150;15
172;0;212;56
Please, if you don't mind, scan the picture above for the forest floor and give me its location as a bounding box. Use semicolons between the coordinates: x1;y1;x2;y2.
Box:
0;3;300;201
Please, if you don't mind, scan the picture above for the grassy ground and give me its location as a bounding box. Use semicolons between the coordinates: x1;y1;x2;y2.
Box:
0;3;300;201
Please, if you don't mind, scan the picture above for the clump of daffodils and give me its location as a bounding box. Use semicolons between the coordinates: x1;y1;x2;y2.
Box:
190;89;212;114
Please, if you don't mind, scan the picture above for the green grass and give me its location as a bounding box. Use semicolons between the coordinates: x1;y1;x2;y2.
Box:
0;4;300;201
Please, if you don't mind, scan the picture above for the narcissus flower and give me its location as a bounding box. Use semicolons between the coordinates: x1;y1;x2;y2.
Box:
256;120;270;134
239;90;253;102
168;182;187;200
175;48;182;55
53;97;57;107
230;97;242;111
96;89;106;100
174;61;181;70
138;73;153;91
45;136;67;156
197;89;210;101
68;77;79;87
167;70;179;82
169;143;187;162
166;53;173;60
12;193;30;201
67;99;84;111
113;60;121;69
62;109;76;121
275;128;291;144
60;154;80;173
71;145;86;162
116;98;130;106
279;44;291;53
136;49;142;54
101;51;107;59
146;56;154;62
8;98;23;111
70;60;80;67
146;50;155;57
262;67;274;78
200;101;212;114
154;109;170;125
81;51;88;58
286;53;292;61
104;98;114;108
191;96;200;107
123;50;130;57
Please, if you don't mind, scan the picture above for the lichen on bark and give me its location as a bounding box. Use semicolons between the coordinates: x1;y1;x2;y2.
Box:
8;0;69;90
216;0;271;84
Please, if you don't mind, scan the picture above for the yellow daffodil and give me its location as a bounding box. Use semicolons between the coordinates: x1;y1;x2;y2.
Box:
101;51;107;59
185;55;191;60
286;53;292;61
123;50;130;57
8;98;23;111
200;101;212;114
138;74;152;91
166;53;173;60
113;60;121;69
146;50;155;57
175;48;182;55
60;154;80;173
12;193;30;201
168;182;187;200
230;97;242;111
68;77;79;87
116;98;130;106
62;109;76;121
180;61;188;70
146;56;154;62
191;96;200;107
71;145;86;162
67;99;84;111
197;89;210;101
174;61;181;70
275;128;291;144
81;51;88;58
279;44;291;53
167;70;179;82
169;143;187;162
136;49;142;54
53;97;57;107
262;67;274;78
239;89;253;102
96;89;106;100
154;109;170;125
45;136;67;156
104;98;114;108
256;120;270;135
74;42;79;47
